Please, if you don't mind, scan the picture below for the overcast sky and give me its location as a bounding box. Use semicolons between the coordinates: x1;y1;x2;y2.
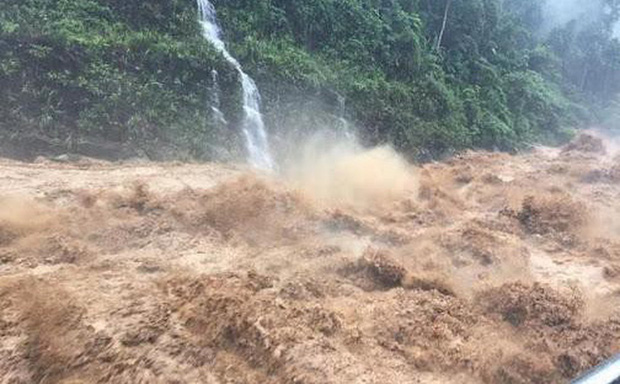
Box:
543;0;602;29
542;0;619;37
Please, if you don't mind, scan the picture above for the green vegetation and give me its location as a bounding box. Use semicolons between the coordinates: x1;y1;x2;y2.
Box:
0;0;242;158
1;0;620;160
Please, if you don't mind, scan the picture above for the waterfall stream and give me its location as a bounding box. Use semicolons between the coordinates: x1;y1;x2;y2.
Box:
197;0;275;170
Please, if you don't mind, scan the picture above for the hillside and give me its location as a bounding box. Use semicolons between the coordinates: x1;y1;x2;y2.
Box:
1;0;619;160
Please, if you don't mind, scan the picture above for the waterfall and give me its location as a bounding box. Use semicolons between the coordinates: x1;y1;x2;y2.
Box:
336;94;348;130
209;70;227;127
197;0;275;170
336;93;354;140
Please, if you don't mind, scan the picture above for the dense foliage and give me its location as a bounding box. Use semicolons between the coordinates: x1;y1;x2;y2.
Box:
1;0;620;159
0;0;242;158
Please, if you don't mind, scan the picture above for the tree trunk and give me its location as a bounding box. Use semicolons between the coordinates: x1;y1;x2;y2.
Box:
436;0;452;51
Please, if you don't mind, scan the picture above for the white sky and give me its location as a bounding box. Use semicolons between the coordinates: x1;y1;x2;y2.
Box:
543;0;603;29
543;0;619;38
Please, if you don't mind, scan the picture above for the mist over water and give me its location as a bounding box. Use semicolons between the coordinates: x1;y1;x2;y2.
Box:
197;0;275;171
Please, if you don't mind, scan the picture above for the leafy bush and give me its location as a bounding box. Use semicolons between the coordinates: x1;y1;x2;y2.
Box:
0;0;241;158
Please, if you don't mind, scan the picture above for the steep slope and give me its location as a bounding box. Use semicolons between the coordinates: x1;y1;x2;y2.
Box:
3;1;619;160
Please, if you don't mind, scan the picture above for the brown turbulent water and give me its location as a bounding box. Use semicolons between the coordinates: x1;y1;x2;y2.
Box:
1;133;620;384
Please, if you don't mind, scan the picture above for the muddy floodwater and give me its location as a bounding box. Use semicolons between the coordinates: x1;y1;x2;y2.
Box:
1;134;620;383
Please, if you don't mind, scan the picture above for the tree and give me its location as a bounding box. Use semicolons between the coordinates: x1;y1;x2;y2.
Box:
436;0;452;50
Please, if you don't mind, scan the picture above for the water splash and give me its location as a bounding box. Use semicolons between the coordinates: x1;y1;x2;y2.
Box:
197;0;275;170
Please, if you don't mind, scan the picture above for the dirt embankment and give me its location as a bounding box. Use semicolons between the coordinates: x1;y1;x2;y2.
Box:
1;133;620;383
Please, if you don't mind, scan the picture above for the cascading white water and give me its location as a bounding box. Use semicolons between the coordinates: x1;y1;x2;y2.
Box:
209;70;227;127
197;0;275;170
335;94;355;141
